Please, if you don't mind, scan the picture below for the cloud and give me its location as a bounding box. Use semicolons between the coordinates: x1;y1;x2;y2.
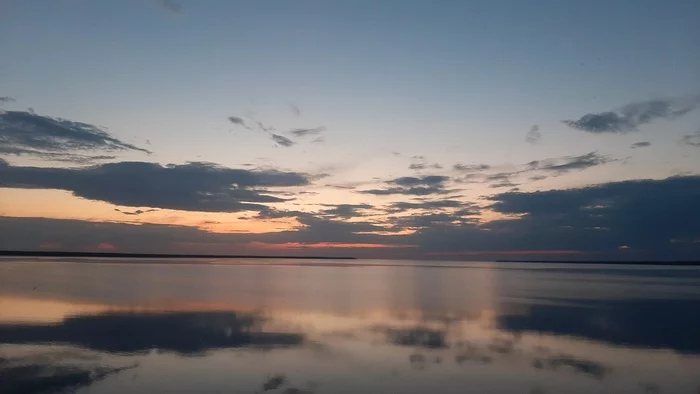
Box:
487;175;700;250
489;181;519;189
409;156;442;170
320;203;373;218
392;176;448;187
0;145;116;164
0;96;15;103
389;199;470;211
114;208;159;216
453;163;490;172
563;96;700;133
474;152;614;189
227;116;248;128
390;212;475;230
526;151;614;175
362;176;453;196
525;125;542;144
0;110;150;162
288;127;324;137
681;129;700;147
0;161;311;213
271;134;295;147
630;141;652;149
289;104;301;117
154;0;183;13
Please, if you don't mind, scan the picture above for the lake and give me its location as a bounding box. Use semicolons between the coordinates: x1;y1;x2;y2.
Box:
1;258;700;394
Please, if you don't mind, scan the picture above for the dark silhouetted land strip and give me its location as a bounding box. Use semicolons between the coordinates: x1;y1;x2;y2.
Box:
496;259;700;266
0;250;356;260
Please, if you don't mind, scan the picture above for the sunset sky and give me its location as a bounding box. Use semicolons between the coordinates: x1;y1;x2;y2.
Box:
1;0;699;260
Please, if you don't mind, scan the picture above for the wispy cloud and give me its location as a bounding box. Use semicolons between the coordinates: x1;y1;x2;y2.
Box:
681;129;700;147
563;95;700;133
453;163;491;172
289;104;301;117
0;96;16;103
154;0;183;13
320;203;373;218
526;151;615;175
630;141;652;149
409;156;442;170
114;208;159;216
525;125;542;144
288;127;324;137
0;110;150;163
361;175;453;196
271;134;295;147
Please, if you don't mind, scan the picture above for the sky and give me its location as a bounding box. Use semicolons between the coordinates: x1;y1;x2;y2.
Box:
1;0;700;260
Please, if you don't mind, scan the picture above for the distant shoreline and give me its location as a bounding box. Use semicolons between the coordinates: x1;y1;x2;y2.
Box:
0;250;356;260
495;259;700;266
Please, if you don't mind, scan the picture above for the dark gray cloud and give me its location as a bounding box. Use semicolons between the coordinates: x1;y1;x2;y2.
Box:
114;208;159;216
320;203;373;218
392;175;448;187
361;176;453;196
0;145;116;164
563;96;700;133
408;163;443;170
486;175;700;250
630;141;652;149
227;116;248;128
0;110;150;162
155;0;183;13
390;199;469;211
681;129;700;147
271;134;295;147
0;160;311;213
489;181;519;189
453;163;491;172
0;96;15;103
526;152;614;175
390;212;475;230
288;127;324;137
525;125;542;144
484;173;511;182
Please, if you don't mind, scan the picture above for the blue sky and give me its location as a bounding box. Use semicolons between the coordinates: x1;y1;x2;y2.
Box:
1;0;700;259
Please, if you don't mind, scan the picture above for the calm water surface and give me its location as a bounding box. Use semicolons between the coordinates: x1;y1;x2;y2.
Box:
1;258;700;394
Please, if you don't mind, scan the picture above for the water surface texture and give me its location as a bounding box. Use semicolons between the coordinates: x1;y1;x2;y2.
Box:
1;259;700;394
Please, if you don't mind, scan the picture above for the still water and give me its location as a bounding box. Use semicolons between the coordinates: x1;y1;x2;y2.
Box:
1;258;699;394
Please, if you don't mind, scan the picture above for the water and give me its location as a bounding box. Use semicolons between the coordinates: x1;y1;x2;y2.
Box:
1;258;700;394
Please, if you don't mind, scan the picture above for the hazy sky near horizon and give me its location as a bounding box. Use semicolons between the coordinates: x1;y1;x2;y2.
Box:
1;0;700;259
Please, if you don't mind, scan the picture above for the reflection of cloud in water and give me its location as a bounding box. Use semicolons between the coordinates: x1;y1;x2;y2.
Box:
497;298;700;353
533;355;608;379
0;353;136;394
253;374;316;394
378;326;447;349
0;311;304;355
